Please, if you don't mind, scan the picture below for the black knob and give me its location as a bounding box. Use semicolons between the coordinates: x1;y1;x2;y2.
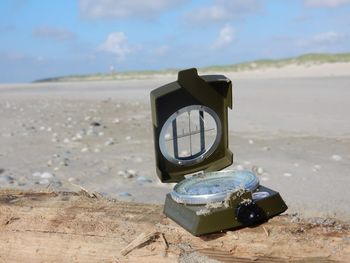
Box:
236;202;265;225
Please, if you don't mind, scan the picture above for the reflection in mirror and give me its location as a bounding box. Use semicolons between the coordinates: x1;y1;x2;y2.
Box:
159;105;221;166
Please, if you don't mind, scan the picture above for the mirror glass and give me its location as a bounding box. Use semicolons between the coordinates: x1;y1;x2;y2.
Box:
159;105;221;166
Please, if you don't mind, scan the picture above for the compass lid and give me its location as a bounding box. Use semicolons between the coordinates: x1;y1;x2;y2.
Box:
150;68;233;183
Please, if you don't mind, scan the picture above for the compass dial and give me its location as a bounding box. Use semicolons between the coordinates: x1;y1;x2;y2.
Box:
170;170;259;204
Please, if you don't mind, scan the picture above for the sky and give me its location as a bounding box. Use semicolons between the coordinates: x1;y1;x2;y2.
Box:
0;0;349;83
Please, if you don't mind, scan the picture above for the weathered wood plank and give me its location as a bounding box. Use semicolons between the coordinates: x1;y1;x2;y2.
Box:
0;190;349;263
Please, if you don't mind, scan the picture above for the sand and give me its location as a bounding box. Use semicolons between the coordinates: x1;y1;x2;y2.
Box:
0;62;350;222
1;62;350;262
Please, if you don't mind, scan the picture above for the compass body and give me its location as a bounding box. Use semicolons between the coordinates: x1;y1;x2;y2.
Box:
150;68;287;236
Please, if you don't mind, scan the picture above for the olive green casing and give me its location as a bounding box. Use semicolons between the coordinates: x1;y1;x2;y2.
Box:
164;186;287;236
150;68;233;183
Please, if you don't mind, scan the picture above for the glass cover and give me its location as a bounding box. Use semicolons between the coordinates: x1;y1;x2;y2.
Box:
171;170;259;204
159;105;221;166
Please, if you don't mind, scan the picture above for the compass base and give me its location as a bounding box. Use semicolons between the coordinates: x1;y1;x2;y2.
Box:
164;185;287;236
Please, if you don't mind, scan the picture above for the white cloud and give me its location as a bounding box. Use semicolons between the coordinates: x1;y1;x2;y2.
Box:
98;32;133;59
304;0;350;8
152;45;170;56
79;0;188;20
32;26;75;41
212;25;235;49
184;0;260;25
297;31;346;47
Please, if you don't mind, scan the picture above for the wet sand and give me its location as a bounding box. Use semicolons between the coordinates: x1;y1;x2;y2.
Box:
0;66;350;220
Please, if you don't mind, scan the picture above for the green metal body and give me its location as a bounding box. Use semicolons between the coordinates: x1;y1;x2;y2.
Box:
163;185;287;236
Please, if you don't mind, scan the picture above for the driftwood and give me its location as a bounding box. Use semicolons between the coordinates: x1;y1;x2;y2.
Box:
0;189;349;263
120;231;160;256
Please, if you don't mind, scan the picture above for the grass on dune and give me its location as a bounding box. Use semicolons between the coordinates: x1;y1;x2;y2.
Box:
35;52;350;83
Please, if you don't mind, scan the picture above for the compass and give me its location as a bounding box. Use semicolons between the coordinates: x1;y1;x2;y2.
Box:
171;170;259;205
150;68;287;236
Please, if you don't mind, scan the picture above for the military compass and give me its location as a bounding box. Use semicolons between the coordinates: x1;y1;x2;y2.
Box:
150;68;287;236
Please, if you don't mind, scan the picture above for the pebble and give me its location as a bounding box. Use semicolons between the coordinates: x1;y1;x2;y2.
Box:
312;164;321;172
41;172;54;179
293;162;300;167
256;167;264;175
283;172;293;177
136;176;152;184
248;139;254;145
260;176;269;181
63;138;70;144
81;147;89;153
112;118;120;124
90;121;101;127
73;133;83;141
252;165;264;175
59;158;69;167
38;179;50;185
331;154;342;161
126;169;137;178
125;136;131;141
118;192;132;197
104;138;115;146
117;171;127;177
32;172;54;179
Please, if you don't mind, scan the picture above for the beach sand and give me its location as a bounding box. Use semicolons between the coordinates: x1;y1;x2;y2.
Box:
1;63;350;261
1;62;349;220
